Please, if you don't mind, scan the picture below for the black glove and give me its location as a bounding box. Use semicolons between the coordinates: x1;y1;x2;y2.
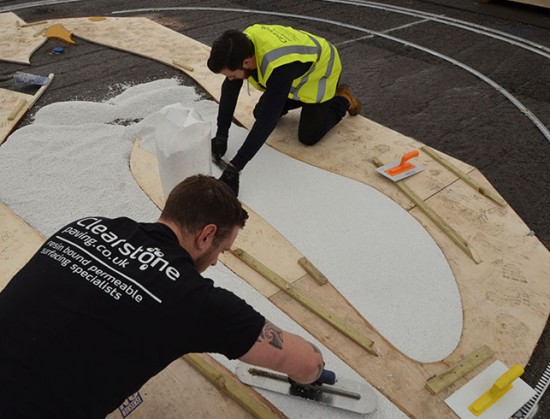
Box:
219;165;240;196
211;136;228;161
288;377;323;400
288;369;335;401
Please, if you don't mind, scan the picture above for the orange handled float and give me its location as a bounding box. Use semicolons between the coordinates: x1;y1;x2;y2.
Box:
385;150;419;176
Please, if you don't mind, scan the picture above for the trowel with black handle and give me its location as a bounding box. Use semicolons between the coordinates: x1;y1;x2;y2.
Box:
235;363;377;414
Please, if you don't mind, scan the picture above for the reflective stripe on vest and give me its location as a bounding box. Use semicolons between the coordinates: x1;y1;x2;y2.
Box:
244;25;341;103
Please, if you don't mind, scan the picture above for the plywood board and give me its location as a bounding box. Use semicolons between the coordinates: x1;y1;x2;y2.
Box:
506;0;550;9
107;357;260;419
0;12;48;64
0;75;54;145
410;174;550;366
0;201;44;286
0;89;33;145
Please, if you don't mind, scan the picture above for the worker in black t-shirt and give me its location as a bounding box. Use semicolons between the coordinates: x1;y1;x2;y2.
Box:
207;24;362;196
0;175;324;419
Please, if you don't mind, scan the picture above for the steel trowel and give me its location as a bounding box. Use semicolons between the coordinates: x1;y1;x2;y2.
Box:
235;363;377;415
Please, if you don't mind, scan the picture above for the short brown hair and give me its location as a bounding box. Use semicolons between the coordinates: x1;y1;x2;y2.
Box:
207;29;254;73
160;175;248;243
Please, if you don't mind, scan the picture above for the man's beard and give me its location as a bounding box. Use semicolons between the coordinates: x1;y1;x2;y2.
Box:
194;246;219;273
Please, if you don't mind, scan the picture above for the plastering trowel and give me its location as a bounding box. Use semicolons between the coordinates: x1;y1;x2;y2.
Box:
235;363;377;414
375;150;424;181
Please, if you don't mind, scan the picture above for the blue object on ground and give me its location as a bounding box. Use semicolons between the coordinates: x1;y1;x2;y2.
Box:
13;72;49;86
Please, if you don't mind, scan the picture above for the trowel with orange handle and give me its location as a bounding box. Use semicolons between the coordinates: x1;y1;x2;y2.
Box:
375;150;424;181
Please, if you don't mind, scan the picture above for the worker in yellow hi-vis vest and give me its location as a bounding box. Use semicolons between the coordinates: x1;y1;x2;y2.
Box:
207;24;361;196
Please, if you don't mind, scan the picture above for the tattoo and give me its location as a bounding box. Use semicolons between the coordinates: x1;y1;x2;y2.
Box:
257;321;284;350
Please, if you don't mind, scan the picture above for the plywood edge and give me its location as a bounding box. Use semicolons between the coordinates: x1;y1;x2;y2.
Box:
0;201;44;285
409;172;550;365
505;0;550;9
52;17;209;78
0;74;54;145
1;89;32;145
185;353;287;418
106;355;273;419
130;138;165;208
0;12;48;64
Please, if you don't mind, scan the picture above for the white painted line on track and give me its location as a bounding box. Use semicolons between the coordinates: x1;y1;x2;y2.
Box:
324;0;550;58
0;0;84;13
336;17;434;46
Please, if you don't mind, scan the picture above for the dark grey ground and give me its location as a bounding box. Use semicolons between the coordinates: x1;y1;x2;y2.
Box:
1;0;549;417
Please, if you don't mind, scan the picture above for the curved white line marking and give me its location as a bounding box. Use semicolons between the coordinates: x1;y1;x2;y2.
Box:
324;0;550;58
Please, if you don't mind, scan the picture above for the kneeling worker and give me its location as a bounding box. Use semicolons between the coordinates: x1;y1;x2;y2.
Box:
0;175;324;418
208;24;361;195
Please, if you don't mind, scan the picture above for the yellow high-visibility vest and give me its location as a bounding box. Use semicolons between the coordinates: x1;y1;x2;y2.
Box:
243;24;341;103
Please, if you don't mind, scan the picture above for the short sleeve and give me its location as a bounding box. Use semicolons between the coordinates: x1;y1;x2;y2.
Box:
194;286;265;359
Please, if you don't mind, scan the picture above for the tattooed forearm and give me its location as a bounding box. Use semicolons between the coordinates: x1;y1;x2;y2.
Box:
258;321;284;350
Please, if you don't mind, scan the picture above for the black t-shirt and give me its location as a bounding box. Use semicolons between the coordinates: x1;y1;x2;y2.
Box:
0;217;265;419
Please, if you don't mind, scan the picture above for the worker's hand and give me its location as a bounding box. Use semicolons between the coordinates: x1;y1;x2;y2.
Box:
219;165;240;196
211;136;228;161
289;369;335;387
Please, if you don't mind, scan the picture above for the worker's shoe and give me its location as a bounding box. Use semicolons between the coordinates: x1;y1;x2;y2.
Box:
336;84;361;116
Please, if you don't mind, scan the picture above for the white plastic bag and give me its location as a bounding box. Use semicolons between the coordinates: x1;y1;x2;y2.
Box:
154;103;212;198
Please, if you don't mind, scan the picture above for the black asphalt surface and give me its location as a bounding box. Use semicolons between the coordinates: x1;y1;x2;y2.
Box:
1;0;549;417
